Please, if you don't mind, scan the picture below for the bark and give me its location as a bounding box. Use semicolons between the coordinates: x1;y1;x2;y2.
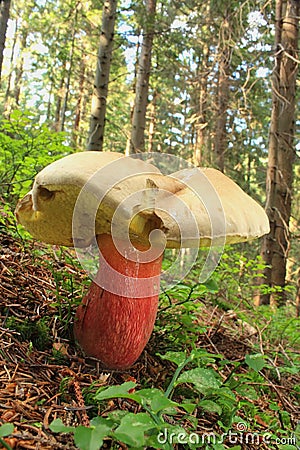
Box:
4;18;17;113
14;29;28;106
147;89;157;153
60;7;78;132
193;43;210;166
256;0;299;306
72;53;86;146
87;0;117;151
0;0;11;84
129;0;157;154
125;28;141;156
213;44;231;172
53;63;66;132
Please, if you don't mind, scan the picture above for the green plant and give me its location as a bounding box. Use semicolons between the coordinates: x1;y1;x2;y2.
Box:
155;278;218;353
49;349;240;450
0;423;14;450
5;316;52;351
0;109;72;204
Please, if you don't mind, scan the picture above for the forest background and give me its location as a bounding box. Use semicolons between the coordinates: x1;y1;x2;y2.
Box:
0;0;299;448
0;0;299;308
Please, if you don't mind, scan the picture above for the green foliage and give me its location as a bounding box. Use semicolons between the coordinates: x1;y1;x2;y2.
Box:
5;316;52;351
49;343;299;449
0;423;14;450
51;350;232;450
2;238;298;449
0;423;14;438
0;110;72;203
244;353;266;372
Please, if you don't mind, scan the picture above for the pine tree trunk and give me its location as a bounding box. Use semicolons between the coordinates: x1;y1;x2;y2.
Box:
193;44;210;166
60;7;78;132
72;53;86;146
257;0;299;306
129;0;157;154
87;0;117;151
0;0;10;84
54;64;66;132
13;29;28;106
4;18;17;113
213;44;231;173
148;89;157;153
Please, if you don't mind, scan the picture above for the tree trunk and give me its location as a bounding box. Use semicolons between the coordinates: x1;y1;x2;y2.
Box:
72;53;86;146
13;29;28;106
147;89;157;153
193;43;210;166
60;7;78;132
125;27;141;156
256;0;299;306
54;63;66;132
87;0;117;151
129;0;157;154
0;0;11;84
213;42;231;173
4;18;17;113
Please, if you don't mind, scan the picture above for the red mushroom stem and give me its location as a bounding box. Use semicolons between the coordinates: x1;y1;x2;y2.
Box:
74;234;163;369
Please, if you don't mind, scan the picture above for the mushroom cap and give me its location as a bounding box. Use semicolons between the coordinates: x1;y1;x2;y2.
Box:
148;167;270;247
15;151;270;248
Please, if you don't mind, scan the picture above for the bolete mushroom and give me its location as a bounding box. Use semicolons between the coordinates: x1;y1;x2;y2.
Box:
15;151;269;369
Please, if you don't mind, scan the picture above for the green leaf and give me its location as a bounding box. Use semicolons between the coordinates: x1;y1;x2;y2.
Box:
203;278;219;292
245;354;266;372
235;384;258;400
199;399;222;415
113;413;156;447
90;416;114;428
190;348;222;362
0;423;14;437
137;388;179;413
107;410;128;423
277;446;298;450
95;381;136;400
158;351;187;366
74;423;111;450
176;368;221;394
180;403;196;414
49;418;75;434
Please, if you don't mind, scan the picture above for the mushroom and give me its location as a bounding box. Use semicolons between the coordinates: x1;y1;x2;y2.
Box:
15;151;270;369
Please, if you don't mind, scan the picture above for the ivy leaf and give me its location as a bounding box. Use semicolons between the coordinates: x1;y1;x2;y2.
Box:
113;413;156;447
245;354;265;372
49;418;75;434
74;424;111;450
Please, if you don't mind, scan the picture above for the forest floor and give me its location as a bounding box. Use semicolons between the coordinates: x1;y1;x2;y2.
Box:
0;229;299;449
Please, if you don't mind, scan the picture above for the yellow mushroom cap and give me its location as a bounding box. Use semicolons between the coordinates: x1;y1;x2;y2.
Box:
15;151;270;248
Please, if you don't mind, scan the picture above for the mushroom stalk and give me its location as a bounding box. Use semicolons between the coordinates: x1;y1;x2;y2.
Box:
74;234;163;369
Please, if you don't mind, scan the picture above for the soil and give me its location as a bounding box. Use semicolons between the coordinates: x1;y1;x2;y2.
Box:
0;230;299;449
